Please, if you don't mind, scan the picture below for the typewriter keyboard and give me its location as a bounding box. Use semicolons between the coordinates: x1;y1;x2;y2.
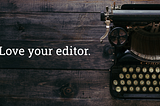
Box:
111;66;160;99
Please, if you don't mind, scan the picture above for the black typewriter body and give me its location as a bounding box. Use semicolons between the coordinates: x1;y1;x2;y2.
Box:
101;4;160;99
110;53;160;99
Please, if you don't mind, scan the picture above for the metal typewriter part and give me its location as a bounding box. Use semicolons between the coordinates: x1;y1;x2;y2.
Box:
101;4;160;99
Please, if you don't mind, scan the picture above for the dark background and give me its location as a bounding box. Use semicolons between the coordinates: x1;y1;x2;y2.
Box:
0;0;160;105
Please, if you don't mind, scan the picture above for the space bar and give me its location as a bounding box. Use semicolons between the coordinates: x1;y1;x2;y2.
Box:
123;94;160;98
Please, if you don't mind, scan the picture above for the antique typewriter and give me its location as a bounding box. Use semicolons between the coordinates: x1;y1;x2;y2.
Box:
101;4;160;99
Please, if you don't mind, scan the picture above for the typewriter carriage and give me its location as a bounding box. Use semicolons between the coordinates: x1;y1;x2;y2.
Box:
101;4;160;62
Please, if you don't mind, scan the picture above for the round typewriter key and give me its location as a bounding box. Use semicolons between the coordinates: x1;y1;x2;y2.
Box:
149;67;154;73
142;67;147;73
158;74;160;79
146;80;151;85
122;67;127;73
140;80;145;85
116;86;121;92
139;74;143;79
133;80;138;85
145;74;150;79
132;74;137;79
120;80;125;85
119;73;124;79
156;67;160;73
152;74;156;79
142;87;147;92
149;87;153;92
153;80;157;86
129;67;133;73
125;74;130;79
113;80;118;85
129;86;134;92
123;86;127;92
136;67;140;73
155;87;159;92
136;86;140;92
127;80;132;85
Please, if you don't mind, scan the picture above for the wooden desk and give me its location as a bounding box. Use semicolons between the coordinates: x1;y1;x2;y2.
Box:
0;0;160;105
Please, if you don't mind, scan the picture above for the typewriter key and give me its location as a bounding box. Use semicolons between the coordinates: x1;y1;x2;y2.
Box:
119;73;124;79
133;80;138;85
149;87;153;92
156;67;160;73
142;87;147;92
139;74;143;79
153;80;157;86
125;74;130;79
123;86;127;92
145;74;150;79
113;80;118;85
142;67;147;73
155;87;159;92
146;80;151;85
136;67;140;73
158;74;160;79
149;67;154;73
127;80;132;85
129;86;134;92
120;80;125;85
132;74;137;79
140;80;145;85
122;67;127;73
129;67;133;73
152;74;156;79
116;86;121;92
136;86;140;92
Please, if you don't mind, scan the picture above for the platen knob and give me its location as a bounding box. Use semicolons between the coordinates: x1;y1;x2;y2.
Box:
108;27;128;47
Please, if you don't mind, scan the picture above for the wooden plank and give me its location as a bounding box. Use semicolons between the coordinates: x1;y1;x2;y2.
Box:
0;70;110;98
2;98;160;106
0;12;105;40
0;40;113;69
1;69;160;106
0;0;159;12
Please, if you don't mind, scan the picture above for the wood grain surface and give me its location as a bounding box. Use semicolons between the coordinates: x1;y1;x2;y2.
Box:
0;12;105;40
0;0;159;12
0;0;160;106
